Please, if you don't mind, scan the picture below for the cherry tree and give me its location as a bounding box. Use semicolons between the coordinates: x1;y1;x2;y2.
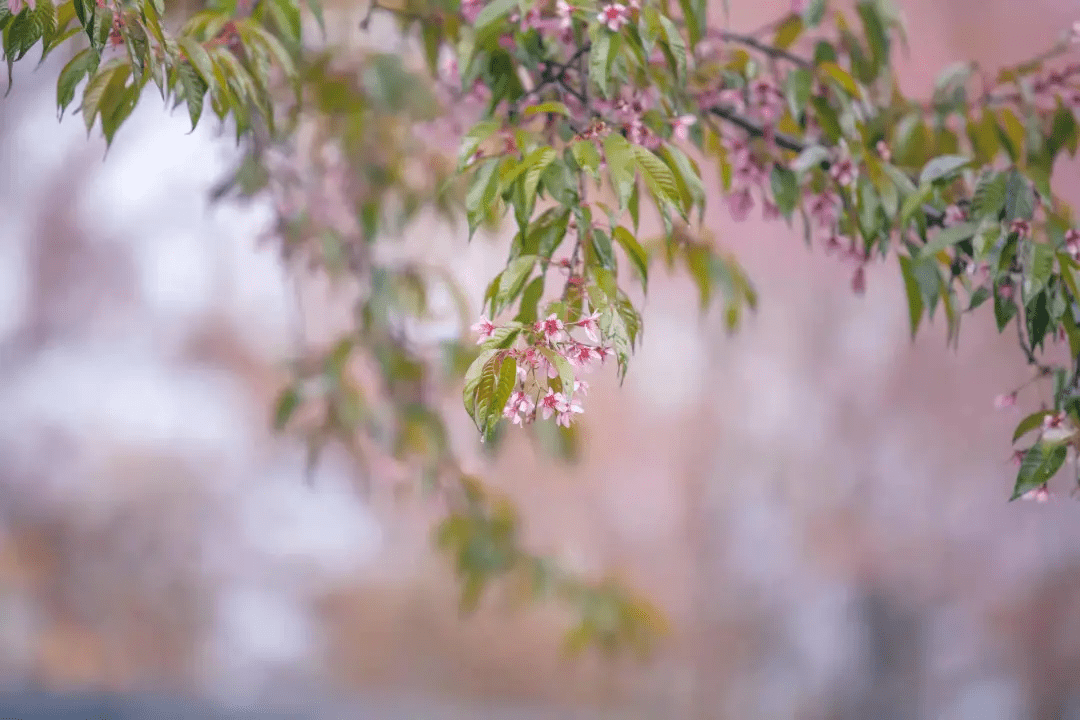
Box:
4;0;1080;655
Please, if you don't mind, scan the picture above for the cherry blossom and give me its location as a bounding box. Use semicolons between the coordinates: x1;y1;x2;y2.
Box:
1010;219;1031;238
1020;486;1051;502
597;3;629;32
6;0;35;13
534;313;565;343
472;317;497;343
943;204;966;226
460;0;483;23
993;392;1017;409
556;399;585;427
577;311;601;342
1042;412;1075;442
671;114;697;141
876;140;891;162
1065;228;1080;259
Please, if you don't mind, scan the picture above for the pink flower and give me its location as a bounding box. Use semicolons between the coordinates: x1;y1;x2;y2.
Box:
994;392;1017;409
573;379;589;397
726;188;754;222
556;0;574;28
556;400;584;427
6;0;35;13
944;204;966;226
1010;219;1031;237
1070;20;1080;44
829;156;855;187
808;190;840;228
503;390;536;426
791;0;807;12
539;388;565;420
534;313;565;343
851;266;866;296
460;0;483;23
597;2;628;31
471;317;497;343
876;140;891;162
1010;449;1026;466
671;114;697;141
577;311;601;342
566;342;601;368
1065;228;1080;259
1020;486;1051;502
762;200;781;221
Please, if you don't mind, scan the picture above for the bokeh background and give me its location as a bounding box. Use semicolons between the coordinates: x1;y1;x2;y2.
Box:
2;0;1080;718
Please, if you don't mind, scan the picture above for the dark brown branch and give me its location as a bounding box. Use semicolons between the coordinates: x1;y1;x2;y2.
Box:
709;29;814;69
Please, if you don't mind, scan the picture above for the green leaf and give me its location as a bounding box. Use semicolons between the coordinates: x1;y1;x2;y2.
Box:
810;96;841;142
770;164;798;219
571;139;602;182
657;13;687;81
918;222;976;259
898;254;924;339
899;183;933;228
971;170;1006;220
773;14;803;49
463;348;500;421
802;0;826;27
918;154;970;185
1004;169;1035;221
589;227;615;270
603;132;635;209
524;101;570;117
997;107;1025;162
1013;410;1055;443
473;0;518;33
273;386;301;430
784;67;812;121
791;144;829;174
613;226;648;291
631;144;682;215
1012;442;1067;500
458;120;500;170
818;61;860;98
589;29;612;98
55;46;97;119
495;254;537;314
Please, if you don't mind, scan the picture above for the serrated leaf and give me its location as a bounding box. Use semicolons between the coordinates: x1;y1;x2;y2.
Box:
631;144;681;215
971;170;1006;220
589;29;612;97
495;254;537;314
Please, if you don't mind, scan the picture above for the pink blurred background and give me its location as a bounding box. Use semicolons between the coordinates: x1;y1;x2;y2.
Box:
1;1;1079;718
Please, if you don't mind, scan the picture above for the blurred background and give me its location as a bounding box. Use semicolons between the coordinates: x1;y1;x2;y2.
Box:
2;0;1080;718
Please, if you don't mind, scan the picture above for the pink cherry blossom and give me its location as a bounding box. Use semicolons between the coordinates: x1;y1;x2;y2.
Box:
671;114;697;141
566;342;601;368
993;392;1017;409
577;311;601;342
1065;228;1080;259
460;0;483;23
791;0;807;12
1010;219;1031;237
1070;20;1080;44
1020;486;1051;502
471;317;496;343
597;2;629;31
534;313;565;343
998;283;1014;300
876;140;891;162
556;399;584;427
944;204;966;226
726;188;754;222
539;388;564;420
556;0;574;28
829;156;856;187
851;266;866;295
573;379;589;397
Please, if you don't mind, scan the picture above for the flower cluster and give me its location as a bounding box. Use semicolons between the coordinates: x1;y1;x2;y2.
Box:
471;310;612;429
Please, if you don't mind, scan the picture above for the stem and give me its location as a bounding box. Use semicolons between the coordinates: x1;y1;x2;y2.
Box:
708;28;814;69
